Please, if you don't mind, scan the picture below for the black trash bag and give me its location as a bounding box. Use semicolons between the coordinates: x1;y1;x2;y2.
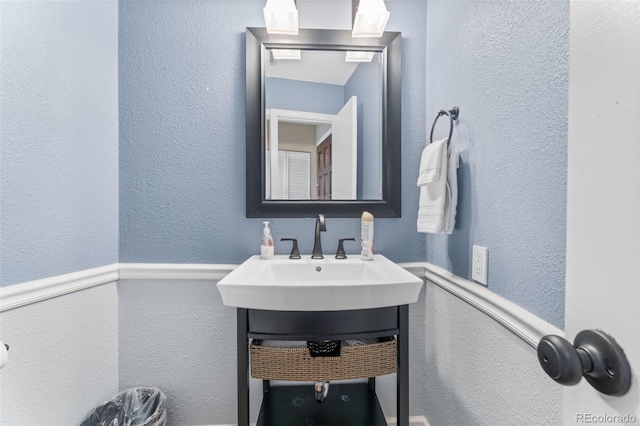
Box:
80;387;167;426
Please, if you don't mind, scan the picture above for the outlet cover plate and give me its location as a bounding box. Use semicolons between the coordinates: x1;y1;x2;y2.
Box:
472;245;488;285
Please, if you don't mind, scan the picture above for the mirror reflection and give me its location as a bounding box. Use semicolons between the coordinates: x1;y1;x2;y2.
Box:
264;49;383;201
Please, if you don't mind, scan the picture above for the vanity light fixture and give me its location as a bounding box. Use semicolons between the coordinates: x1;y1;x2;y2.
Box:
271;49;301;60
263;0;298;35
345;51;374;62
352;0;390;38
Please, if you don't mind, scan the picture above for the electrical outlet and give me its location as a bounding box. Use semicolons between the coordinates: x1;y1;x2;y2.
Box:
472;245;488;285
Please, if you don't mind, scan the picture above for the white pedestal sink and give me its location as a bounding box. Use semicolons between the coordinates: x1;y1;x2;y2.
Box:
217;254;423;311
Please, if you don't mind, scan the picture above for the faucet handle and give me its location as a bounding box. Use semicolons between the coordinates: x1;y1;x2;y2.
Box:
335;238;356;259
280;238;301;259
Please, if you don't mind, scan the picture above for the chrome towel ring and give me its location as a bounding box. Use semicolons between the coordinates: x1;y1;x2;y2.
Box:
429;106;459;146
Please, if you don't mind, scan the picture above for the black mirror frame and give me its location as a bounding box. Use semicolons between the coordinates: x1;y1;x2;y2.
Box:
246;27;402;218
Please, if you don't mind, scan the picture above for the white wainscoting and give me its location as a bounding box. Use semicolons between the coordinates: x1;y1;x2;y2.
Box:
0;262;561;348
118;263;235;281
0;263;119;312
1;262;561;424
0;282;119;425
419;262;564;346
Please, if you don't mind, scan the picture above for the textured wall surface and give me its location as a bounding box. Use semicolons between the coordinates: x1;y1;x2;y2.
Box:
424;1;569;327
117;277;427;424
0;0;119;287
0;283;119;425
118;279;235;425
118;0;428;265
424;282;562;426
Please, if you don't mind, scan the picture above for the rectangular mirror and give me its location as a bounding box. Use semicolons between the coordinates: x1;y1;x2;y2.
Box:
246;28;401;218
265;49;383;201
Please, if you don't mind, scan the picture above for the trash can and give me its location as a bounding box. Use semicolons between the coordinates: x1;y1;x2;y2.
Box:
80;387;167;426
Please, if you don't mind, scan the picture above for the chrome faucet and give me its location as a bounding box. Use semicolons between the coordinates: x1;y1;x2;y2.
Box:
311;214;326;259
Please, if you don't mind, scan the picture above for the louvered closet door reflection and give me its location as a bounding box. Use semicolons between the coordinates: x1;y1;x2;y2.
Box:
287;151;310;199
266;150;310;200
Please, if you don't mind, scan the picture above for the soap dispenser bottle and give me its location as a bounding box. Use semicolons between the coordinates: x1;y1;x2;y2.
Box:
260;221;274;259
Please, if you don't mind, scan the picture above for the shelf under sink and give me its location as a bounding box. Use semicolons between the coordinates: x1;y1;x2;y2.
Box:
256;383;387;426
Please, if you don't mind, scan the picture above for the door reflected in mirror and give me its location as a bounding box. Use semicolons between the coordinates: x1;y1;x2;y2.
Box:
264;49;383;201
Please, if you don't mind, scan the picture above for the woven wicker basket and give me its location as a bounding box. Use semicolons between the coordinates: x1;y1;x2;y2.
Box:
250;339;397;382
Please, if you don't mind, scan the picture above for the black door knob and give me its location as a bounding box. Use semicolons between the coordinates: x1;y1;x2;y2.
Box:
537;330;631;396
538;334;583;386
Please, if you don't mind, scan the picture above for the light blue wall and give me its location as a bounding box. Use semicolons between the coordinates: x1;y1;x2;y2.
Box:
0;0;566;325
345;59;383;199
425;0;569;327
119;0;428;265
0;1;119;286
266;77;344;114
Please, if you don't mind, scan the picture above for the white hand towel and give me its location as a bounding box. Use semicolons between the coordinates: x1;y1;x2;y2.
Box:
443;148;459;234
417;138;448;186
417;140;449;233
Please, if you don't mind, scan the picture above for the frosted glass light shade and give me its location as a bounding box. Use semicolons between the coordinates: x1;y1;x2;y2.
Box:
352;0;390;38
345;51;374;62
272;49;301;60
263;0;299;35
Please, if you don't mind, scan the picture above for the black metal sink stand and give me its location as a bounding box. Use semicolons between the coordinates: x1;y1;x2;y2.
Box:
236;305;409;426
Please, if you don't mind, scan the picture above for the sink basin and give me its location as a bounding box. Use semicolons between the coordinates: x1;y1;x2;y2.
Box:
217;254;423;311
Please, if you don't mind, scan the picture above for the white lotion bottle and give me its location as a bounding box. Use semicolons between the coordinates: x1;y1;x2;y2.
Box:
260;221;274;259
361;211;374;260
